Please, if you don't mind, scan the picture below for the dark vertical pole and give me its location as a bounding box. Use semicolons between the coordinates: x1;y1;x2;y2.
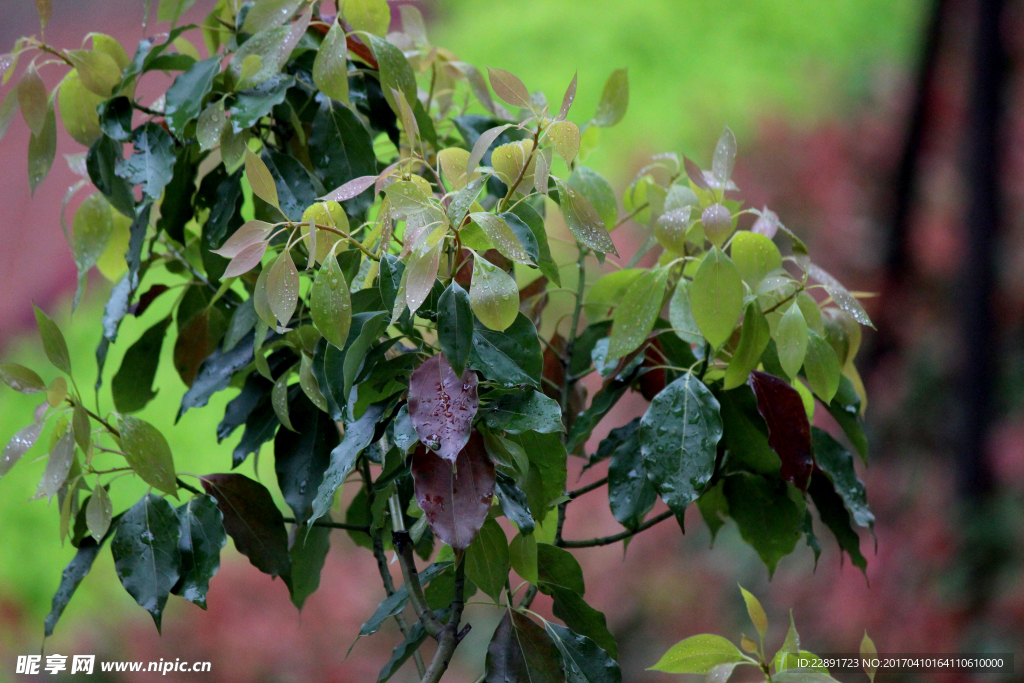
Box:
960;0;1006;498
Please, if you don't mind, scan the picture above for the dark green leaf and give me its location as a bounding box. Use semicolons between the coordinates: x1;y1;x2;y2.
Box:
360;561;452;636
639;373;722;520
465;518;510;601
97;96;133;142
259;149;323;223
469;313;543;388
508;431;566;521
551;588;618;659
826;375;868;463
309;97;377;215
438;281;473;377
275;393;339;521
811;428;873;529
545;621;623;683
607;423;657;529
287;520;332;610
112;493;181;630
201;473;291;578
594;68;628;127
717;386;780;475
172;494;226;609
569;167;617;234
485;610;565;683
178;329;256;419
723;301;771;390
230;73;293;132
164;56;220;136
27;92;56;193
537;543;585;595
696;480;729;543
112;316;171;413
509;200;559;286
44;520;118;637
157;145;199;244
378;620;428;682
309;403;384;525
808;471;866;572
87;134;135;217
723;473;804;576
554;178;618;256
495;473;535;534
116;122;176;200
482;390;563;434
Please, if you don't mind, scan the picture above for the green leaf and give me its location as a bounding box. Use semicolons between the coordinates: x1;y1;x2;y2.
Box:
84;484;112;540
362;561;452;636
116;123;176;200
544;621;623;683
482;391;563;434
287;520;331;610
803;330;841;403
0;89;19;144
470;254;520;331
861;632;878;683
774;308;808;385
594;68;628;127
812;427;873;529
724;301;771;390
201;473;291;578
607;267;669;360
555;178;618;256
246;148;280;210
18;64;49;136
311;21;350;103
58;69;103;145
37;421;73;500
718;386;780;474
549;120;581;166
472;213;534;265
510;200;559;286
266;250;300;327
723;473;804;576
173;494;226;609
509;532;538;583
346;0;391;36
639;373;722;519
487;67;532;109
438;281;473;377
27;93;56;194
0;363;46;393
310;98;378;214
274;393;339;521
507;431;566;521
485;610;565;683
367;35;417;112
229;73;293;133
34;304;71;375
648;634;746;674
731;231;782;288
607;423;657;529
690;247;744;349
739;585;768;639
44;532;108;637
112;316;171;413
537;542;585;594
378;623;429;682
73;193;114;279
550;588;618;659
465;518;510;602
309;404;383;525
808;470;867;572
808;264;872;327
772;611;802;672
158;0;198;23
668;280;705;346
242;0;303;33
67;49;122;97
164;56;220;136
569;167;617;234
118;415;178;496
112;493;181;630
469;314;543;388
311;252;352;348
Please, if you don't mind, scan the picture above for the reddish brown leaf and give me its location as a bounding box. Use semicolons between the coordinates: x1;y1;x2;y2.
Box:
411;433;495;550
201;473;291;579
683;156;710;190
519;275;548;302
542;333;566;402
747;370;813;490
131;284;170;317
408;354;479;462
639;339;667;401
173;309;226;387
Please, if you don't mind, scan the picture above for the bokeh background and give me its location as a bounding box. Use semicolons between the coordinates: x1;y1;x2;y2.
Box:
1;0;1023;681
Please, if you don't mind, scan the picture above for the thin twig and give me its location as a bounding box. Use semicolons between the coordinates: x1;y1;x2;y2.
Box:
282;517;371;532
557;509;675;548
568;477;608;500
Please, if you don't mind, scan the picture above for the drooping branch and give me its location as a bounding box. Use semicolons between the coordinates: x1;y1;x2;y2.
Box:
393;531;444;638
557;509;675;548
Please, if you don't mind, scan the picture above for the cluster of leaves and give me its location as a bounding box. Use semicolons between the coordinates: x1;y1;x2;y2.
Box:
651;586;879;683
0;0;877;681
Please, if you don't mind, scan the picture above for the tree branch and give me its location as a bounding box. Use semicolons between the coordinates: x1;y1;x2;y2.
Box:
557;509;675;548
393;531;444;638
419;560;469;683
568;476;608;500
282;517;370;532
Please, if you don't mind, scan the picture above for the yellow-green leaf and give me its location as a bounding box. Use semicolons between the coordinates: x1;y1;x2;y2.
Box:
739;585;768;639
723;301;770;389
470;254;519;331
777;303;808;380
594;68;628;127
554;178;618;256
67;49;122;98
95;210;131;281
245;148;280;210
649;634;746;674
17;64;48;137
73;193;114;273
608;267;669;360
86;484;113;539
46;377;67;407
345;0;391;37
490;140;535;195
301;202;346;264
690;247;744;349
118;415;178;496
312;21;350;104
310;252;352;348
803;330;841;403
0;363;46;393
470;212;532;264
731;231;781;288
860;632;877;683
266;250;299;328
548;120;580;165
509;532;538;584
439;147;470;191
57;69;103;145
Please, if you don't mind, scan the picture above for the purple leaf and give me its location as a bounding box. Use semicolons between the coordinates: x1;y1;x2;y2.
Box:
683;156;710;190
408;354;479;462
411;432;495;550
201;473;290;578
747;371;813;490
321;174;378;202
223;241;269;278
